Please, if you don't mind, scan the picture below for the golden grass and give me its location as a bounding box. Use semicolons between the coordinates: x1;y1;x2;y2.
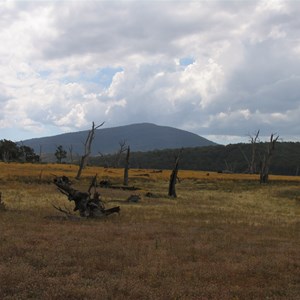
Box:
1;162;300;183
0;162;300;299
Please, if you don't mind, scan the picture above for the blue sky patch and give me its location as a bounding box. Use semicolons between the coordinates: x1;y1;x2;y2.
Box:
38;70;51;78
179;57;195;66
76;67;123;87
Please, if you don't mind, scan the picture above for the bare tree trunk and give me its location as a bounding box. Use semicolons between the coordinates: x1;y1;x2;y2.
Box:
123;146;130;186
2;151;9;162
260;133;279;183
19;141;26;162
39;145;42;163
76;121;104;180
98;151;110;168
238;145;250;172
168;150;182;197
250;130;260;174
68;145;74;163
114;140;127;168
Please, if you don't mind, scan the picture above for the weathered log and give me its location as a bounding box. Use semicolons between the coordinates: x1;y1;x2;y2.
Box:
98;181;140;190
127;195;141;203
53;176;120;218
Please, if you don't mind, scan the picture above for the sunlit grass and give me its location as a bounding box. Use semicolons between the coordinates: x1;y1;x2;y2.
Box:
1;162;300;183
0;162;299;299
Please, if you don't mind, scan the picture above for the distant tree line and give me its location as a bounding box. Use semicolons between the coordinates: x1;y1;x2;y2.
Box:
0;139;39;163
90;142;300;176
2;136;299;176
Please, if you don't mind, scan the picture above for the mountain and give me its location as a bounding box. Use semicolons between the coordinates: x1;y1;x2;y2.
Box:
22;123;216;155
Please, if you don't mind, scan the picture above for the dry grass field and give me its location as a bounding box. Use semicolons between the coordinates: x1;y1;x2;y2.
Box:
0;162;299;299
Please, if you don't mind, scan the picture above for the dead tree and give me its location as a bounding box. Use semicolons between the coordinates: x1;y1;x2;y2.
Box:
168;150;182;197
238;130;260;173
123;146;130;186
249;130;260;174
98;151;110;168
76;121;104;179
39;145;43;163
260;133;279;183
114;140;127;168
68;145;74;163
224;159;235;173
53;175;120;218
238;145;251;172
18;141;26;162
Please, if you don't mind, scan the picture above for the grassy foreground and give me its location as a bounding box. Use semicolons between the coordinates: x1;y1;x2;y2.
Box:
0;163;299;299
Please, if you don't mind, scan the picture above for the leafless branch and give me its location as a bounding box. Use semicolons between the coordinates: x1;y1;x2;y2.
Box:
260;133;279;183
51;203;81;220
114;140;127;168
76;121;104;179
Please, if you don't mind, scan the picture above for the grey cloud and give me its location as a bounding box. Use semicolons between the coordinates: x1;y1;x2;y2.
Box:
40;1;229;60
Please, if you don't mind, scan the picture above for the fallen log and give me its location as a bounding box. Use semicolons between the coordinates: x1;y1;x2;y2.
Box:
99;183;140;191
53;175;120;218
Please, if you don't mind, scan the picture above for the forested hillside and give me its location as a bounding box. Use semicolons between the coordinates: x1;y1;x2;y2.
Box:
90;142;300;176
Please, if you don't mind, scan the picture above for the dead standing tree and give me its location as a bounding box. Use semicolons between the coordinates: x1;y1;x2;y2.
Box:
76;122;104;180
68;145;74;163
98;151;110;168
260;133;279;184
114;140;127;168
168;150;182;197
123;146;130;186
239;130;260;173
39;145;43;163
249;130;260;174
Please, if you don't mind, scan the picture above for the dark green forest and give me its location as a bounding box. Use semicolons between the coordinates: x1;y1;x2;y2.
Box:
1;138;299;176
0;139;39;163
90;142;300;176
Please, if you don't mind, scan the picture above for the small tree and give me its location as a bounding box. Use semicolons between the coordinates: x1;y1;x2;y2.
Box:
19;145;39;162
0;139;21;162
55;145;67;163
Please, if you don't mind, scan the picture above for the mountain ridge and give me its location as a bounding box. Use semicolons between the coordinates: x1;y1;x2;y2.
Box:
22;123;217;155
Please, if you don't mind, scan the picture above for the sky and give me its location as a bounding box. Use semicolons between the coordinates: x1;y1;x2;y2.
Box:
1;0;300;145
